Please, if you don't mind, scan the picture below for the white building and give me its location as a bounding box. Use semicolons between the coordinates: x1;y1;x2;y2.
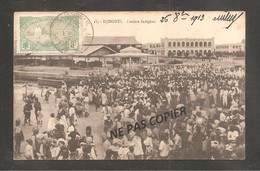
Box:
215;39;245;53
161;37;215;57
142;43;162;55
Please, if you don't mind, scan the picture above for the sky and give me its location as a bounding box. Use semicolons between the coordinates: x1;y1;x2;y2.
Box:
84;11;245;45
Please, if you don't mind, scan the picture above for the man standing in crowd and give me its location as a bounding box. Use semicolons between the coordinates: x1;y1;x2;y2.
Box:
34;97;42;125
23;101;33;126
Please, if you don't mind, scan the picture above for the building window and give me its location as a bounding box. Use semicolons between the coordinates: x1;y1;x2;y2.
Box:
150;44;152;48
236;46;238;48
177;50;181;56
186;42;189;47
199;50;202;53
168;42;172;47
233;46;235;48
173;42;176;47
161;50;165;55
208;50;211;54
208;42;211;47
177;42;180;47
168;50;172;57
191;42;194;47
162;43;164;48
191;50;194;54
195;42;198;47
204;50;207;54
199;42;203;47
182;42;185;47
204;42;207;47
173;50;176;54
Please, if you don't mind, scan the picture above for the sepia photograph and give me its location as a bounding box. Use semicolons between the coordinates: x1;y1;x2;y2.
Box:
13;11;245;160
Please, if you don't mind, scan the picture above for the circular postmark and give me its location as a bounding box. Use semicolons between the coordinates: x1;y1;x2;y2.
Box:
50;12;94;54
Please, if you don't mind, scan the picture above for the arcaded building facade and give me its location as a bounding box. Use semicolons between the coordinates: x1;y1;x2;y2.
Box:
161;37;215;57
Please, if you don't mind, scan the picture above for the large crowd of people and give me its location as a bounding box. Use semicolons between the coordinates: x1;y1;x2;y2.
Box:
14;60;245;160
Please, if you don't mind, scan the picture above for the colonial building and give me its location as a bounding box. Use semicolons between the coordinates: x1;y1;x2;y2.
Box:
104;46;158;66
84;36;142;52
161;37;215;57
142;43;162;55
215;39;245;53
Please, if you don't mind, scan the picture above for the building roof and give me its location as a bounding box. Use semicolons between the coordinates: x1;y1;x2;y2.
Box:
81;45;116;56
85;36;141;45
103;46;157;58
120;46;141;53
14;45;116;57
104;52;157;58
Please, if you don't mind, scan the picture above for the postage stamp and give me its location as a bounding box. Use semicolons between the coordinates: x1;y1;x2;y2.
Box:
50;12;94;54
15;12;94;54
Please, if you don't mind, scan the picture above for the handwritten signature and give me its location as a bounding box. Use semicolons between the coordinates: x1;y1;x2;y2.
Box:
212;11;244;29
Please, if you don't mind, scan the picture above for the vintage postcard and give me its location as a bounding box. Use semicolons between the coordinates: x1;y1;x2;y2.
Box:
13;11;245;160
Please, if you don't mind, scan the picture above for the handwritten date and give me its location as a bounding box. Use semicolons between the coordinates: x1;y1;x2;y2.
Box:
160;11;205;26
